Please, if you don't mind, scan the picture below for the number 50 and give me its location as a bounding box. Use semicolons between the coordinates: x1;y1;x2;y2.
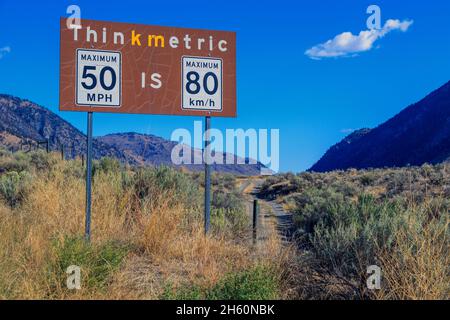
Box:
81;66;117;91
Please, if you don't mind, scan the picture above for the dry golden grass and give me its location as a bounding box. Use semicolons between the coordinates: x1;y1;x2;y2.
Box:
5;154;446;300
258;164;449;300
375;206;449;300
0;156;291;300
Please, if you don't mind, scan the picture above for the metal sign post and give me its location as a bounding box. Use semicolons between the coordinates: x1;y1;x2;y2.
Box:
60;19;236;239
85;111;93;242
204;116;211;235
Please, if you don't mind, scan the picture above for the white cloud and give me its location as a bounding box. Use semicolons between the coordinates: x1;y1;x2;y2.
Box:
305;19;413;60
0;46;11;59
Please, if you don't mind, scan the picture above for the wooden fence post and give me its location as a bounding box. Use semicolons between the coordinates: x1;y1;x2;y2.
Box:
253;199;259;245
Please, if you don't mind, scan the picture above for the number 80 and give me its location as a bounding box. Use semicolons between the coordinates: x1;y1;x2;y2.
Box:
186;71;218;95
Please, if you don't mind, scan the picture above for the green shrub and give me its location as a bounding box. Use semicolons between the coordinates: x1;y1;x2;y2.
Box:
252;165;450;299
49;236;129;291
120;170;135;190
0;152;31;173
161;283;203;300
30;151;56;172
292;188;345;233
0;147;12;158
211;207;248;235
94;157;121;175
212;189;244;212
212;173;236;191
360;173;376;186
310;195;405;280
207;265;279;300
161;265;279;300
0;171;32;208
62;159;85;179
132;166;201;209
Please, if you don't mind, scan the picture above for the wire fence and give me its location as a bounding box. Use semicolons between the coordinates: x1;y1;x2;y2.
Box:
17;139;85;165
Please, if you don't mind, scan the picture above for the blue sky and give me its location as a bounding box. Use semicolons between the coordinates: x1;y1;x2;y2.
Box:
0;0;449;172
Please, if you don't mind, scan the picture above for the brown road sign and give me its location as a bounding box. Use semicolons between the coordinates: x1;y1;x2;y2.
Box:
59;18;236;117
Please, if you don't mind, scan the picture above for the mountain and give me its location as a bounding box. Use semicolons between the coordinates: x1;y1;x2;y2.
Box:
310;81;450;172
0;94;265;175
97;132;177;166
97;132;268;175
0;94;132;162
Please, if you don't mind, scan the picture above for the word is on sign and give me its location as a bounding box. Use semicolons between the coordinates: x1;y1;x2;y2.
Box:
59;18;236;117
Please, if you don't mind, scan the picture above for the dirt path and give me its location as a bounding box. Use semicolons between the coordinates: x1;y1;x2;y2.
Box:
238;178;295;245
264;200;294;244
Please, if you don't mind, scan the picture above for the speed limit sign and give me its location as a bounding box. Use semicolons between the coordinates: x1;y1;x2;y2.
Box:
76;49;122;107
182;56;222;111
61;19;235;116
